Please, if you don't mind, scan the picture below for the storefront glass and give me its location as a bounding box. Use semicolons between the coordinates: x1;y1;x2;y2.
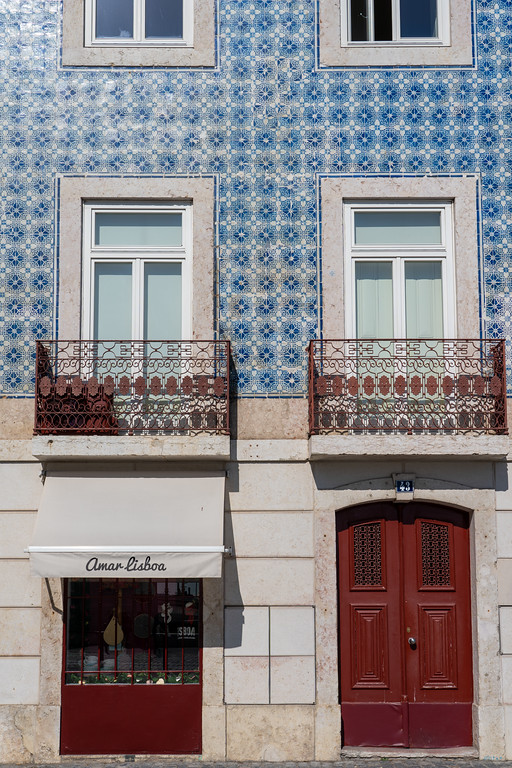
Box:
65;578;201;685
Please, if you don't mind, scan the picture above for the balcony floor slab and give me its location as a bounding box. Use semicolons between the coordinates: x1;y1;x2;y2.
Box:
32;434;231;462
309;433;510;461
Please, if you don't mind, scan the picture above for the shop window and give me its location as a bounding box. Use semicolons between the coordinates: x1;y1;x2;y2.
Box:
62;0;215;67
65;578;201;685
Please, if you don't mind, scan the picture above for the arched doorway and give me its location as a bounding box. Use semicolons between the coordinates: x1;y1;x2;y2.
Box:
337;501;473;748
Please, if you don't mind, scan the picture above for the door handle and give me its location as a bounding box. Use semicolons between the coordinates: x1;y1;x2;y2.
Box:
408;637;417;646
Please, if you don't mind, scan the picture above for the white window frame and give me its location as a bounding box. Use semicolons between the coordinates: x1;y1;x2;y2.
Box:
82;201;193;341
343;201;456;339
84;0;194;47
342;0;450;46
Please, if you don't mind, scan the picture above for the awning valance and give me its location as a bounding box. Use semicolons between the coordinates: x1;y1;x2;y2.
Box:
28;470;225;578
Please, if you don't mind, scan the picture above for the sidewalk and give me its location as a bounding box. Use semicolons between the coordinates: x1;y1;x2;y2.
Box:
4;760;512;768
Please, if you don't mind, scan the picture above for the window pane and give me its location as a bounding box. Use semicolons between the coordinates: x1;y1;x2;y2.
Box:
95;0;134;39
144;263;182;340
405;261;443;338
374;0;393;41
400;0;438;37
65;579;201;686
94;262;132;339
350;0;369;41
145;0;184;38
355;261;393;339
95;213;183;248
354;211;442;246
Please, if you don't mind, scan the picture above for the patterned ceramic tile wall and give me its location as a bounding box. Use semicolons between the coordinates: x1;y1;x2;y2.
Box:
1;0;511;396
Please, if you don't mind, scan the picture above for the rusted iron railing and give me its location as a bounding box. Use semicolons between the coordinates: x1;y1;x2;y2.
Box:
34;340;230;436
308;339;507;435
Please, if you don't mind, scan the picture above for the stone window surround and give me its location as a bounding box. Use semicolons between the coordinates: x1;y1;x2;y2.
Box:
320;175;480;340
318;0;473;67
58;176;215;340
62;0;215;67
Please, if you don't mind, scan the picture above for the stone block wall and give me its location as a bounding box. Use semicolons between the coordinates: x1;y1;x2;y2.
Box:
496;462;512;758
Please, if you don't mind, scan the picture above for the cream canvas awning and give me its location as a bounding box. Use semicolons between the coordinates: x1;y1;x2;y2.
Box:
28;470;226;579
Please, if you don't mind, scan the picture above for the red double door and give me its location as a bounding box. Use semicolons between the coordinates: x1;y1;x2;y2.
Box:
338;502;473;748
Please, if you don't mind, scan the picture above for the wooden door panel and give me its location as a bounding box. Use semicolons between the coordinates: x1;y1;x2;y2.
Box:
418;605;457;689
351;605;389;688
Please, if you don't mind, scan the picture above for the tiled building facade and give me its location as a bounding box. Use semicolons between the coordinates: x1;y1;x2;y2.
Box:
2;0;512;760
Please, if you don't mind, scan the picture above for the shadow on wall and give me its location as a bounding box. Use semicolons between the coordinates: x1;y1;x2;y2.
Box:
222;499;244;649
312;460;501;494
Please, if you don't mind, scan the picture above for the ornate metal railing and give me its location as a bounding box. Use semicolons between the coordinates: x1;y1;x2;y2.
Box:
309;339;507;435
34;340;230;436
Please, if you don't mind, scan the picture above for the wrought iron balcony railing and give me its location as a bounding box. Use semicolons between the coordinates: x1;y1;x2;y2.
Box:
34;340;230;436
308;339;508;435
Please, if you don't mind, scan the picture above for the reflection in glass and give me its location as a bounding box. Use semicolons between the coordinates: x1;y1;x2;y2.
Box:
374;0;393;40
145;0;184;38
354;210;442;246
94;263;132;341
355;261;394;339
144;263;182;340
405;261;443;338
350;0;369;40
96;0;134;39
95;212;183;248
400;0;438;37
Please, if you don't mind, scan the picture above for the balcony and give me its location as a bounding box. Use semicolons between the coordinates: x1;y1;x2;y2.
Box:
33;340;230;461
308;339;509;460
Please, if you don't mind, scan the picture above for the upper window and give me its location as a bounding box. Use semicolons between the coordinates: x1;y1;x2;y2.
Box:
318;0;472;67
348;0;448;44
82;202;192;341
62;0;215;67
344;202;455;339
85;0;193;47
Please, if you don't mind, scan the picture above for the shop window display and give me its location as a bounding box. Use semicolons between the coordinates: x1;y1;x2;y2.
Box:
65;578;201;685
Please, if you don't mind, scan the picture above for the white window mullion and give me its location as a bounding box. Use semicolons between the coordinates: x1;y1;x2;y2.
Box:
395;258;405;338
392;0;401;40
136;0;144;44
133;259;143;340
368;0;375;42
